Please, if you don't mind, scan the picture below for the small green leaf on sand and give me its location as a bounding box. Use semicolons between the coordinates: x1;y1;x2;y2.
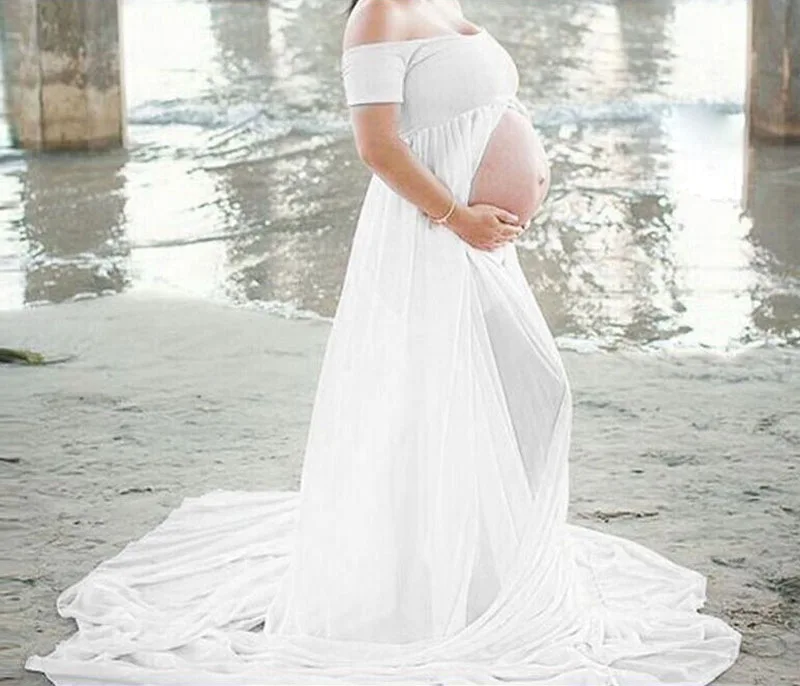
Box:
0;348;73;365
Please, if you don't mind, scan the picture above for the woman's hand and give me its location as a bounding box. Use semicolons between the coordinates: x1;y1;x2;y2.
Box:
444;203;525;251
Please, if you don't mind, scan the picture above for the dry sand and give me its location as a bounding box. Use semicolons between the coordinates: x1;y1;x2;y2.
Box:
1;294;798;685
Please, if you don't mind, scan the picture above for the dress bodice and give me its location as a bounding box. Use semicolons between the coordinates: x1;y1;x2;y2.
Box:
340;29;522;135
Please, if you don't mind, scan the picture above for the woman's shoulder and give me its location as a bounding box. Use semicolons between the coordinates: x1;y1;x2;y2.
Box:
341;0;411;53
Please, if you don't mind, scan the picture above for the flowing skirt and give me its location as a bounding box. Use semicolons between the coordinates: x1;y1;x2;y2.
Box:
26;98;742;685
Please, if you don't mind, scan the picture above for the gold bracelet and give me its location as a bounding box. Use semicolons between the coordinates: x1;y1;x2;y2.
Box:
428;191;457;225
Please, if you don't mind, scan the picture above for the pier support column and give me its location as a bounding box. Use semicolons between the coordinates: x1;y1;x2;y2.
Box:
748;0;800;141
0;0;124;151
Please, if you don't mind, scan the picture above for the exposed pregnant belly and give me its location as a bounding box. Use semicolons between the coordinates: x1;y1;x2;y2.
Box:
467;109;551;228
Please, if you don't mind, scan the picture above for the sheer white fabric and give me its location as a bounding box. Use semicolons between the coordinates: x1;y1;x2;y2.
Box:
25;28;742;686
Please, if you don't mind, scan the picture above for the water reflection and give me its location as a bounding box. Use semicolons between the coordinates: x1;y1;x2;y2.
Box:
743;134;800;345
208;0;272;79
122;158;231;300
616;0;674;95
517;116;681;347
663;109;753;348
206;0;358;314
20;152;128;305
0;0;796;350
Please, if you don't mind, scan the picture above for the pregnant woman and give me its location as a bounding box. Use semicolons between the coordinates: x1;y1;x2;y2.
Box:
26;0;741;684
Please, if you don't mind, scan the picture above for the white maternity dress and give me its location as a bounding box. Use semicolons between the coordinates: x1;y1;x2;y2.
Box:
25;26;742;686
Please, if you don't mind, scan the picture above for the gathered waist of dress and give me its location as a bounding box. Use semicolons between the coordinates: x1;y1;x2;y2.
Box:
398;94;529;140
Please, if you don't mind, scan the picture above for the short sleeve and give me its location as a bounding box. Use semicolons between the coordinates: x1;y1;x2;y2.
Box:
340;43;411;106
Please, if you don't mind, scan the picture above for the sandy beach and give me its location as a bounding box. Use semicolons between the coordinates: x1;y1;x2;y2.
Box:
1;294;798;684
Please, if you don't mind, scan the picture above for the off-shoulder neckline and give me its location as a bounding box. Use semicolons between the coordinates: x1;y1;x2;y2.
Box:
342;26;487;56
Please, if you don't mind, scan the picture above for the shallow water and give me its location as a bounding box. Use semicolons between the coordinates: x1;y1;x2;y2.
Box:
1;0;798;350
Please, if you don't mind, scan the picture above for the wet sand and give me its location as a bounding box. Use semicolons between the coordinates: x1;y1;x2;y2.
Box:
2;294;798;685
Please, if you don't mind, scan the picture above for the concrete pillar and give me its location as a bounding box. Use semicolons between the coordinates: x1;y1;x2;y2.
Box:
747;0;800;141
0;0;124;151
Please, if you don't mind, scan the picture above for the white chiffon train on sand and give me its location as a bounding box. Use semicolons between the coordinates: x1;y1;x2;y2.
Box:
26;27;741;686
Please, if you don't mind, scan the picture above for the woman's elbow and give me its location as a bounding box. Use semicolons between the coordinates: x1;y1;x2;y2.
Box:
356;139;400;171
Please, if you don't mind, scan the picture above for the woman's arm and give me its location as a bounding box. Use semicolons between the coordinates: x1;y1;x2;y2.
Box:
350;105;523;251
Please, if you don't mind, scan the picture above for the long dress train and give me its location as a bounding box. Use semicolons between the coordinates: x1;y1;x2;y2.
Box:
25;26;742;686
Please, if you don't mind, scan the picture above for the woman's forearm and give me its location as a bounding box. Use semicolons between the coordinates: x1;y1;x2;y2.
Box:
359;137;469;226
